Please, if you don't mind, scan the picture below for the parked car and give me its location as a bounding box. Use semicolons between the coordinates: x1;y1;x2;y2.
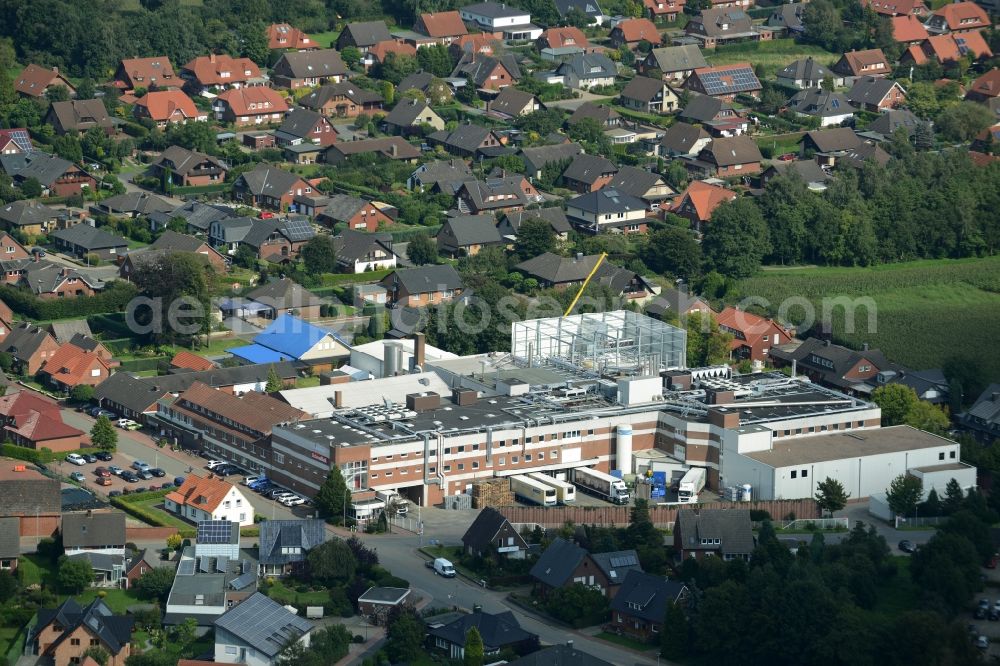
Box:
96;477;112;487
149;468;166;478
131;460;150;471
898;540;917;554
977;635;989;650
205;460;226;469
69;472;86;483
81;454;97;464
988;609;998;622
108;465;124;476
121;472;138;483
280;496;306;507
66;454;86;466
137;470;153;480
173;476;186;487
91;408;115;418
94;451;113;462
116;419;140;430
147;484;159;491
975;607;987;620
243;475;264;486
108;490;122;497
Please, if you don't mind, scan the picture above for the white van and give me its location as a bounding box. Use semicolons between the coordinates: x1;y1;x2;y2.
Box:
433;558;456;578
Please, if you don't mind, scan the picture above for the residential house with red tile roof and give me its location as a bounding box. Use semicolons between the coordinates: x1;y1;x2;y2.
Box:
113;57;177;92
415;11;469;43
609;18;662;50
212;87;290;127
450;34;501;58
38;341;112;392
14;65;76;98
0;390;85;451
832;49;891;81
0;322;59;375
685;63;762;100
170;350;217;372
670;180;736;232
299;82;384;118
891;15;929;44
132;90;206;128
966;68;1000;107
0;231;29;261
716;306;793;362
904;31;993;65
863;0;928;16
644;0;686;21
164;472;255;526
537;27;590;50
181;54;263;93
924;1;990;34
267;23;317;50
363;41;418;69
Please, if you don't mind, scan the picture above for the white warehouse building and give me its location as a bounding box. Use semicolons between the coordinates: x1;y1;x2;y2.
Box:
723;425;976;501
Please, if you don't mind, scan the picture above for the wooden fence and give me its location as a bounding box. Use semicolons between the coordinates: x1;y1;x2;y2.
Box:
500;499;820;528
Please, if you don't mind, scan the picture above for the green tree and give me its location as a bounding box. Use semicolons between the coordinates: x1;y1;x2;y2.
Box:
131;252;214;344
514;108;565;136
20;177;43;198
921;487;942;517
885;473;923;518
464;626;484;666
340;46;361;69
71;384;95;403
385;605;425;663
936;101;995;142
684;311;732;367
57;556;94;593
545;582;609;626
75;78;97;100
814;477;850;516
82;646;109;666
307;539;357;585
0;570;18;604
265;365;283;393
406;233;438;265
315;465;349;522
904;400;950;435
660;601;688;660
135;565;175;603
232;243;259;269
301;235;338;274
871;383;918;426
641;227;701;279
239;21;270;65
45;84;71;103
701;198;770;279
943;478;964;514
90;415;118;451
515;217;556;261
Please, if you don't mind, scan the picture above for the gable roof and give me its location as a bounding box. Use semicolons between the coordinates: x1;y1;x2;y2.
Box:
276;107;331;139
688;63;762;95
14;64;70;97
846;76;904;105
613;18;660;43
427;610;535;650
568;102;620;126
834;49;890;76
100;191;175;216
968;68;1000;99
892;14;929;42
440;214;504;247
0;129;33;154
763;158;833;187
183;54;261;86
40;342;110;387
341;20;393;47
153;145;227;176
31;598;134;656
539;26;590;49
679;93;732;122
325;136;420;161
689;8;755;37
300;82;384;109
249;314;349;358
47;320;94;345
671;180;736;221
606;165;674;200
557;53;617;80
134;90;201;122
150;229;216;254
777;57;831;83
865;108;922;136
716;306;788;346
432;123;500;153
165;471;240;511
248;277;323;310
646;287;710;318
214;592;314;657
171;350;217;372
676;508;754;555
507;644;613;666
267;23;314;50
258;519;328;565
803;127;862;153
48;99;113;132
621;75;668;103
216;87;290;117
529;537;587;586
567;188;645;214
236;164;306;197
490;87;539;116
660;122;711;155
502;208;572;236
418;11;468;37
609;570;687;623
117;56;175;89
61;511;126;548
588;549;643;584
0;322;57;360
50;225;128;251
332;229;396;265
554;0;605;18
454;54;522;86
0;153;77;188
389;264;464;294
0;200;59;227
646;45;708;73
273;49;348;79
768;3;806;31
562;154;618;184
929;1;989;31
462;507;527;551
787;87;855;118
771;337;893;389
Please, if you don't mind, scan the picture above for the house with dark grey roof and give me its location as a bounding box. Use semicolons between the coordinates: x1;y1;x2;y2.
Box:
516;252;657;300
846;76;906;113
428;124;506;158
333;229;399;273
299;82;384;119
786;88;855;126
317;194;394;232
337;20;393;51
506;644;614;666
606;165;675;207
678;94;748;136
561;154;618;193
50;225;128;260
566;188;649;233
0;516;19;572
638;45;707;82
456;175;536;214
770;337;898;395
800;127;863;166
645;286;712;321
620;76;679;114
0;200;61;235
62;510;127;586
409;159;475;193
760;159;834;192
358;587;412;625
427;610;538;660
151;145;228;187
379;264;465;307
519;142;584;179
674;508;754;560
861;109;922;140
0;152;97;197
658;122;711;157
274;108;339;147
529;537;644;598
271;49;349;89
0;322;59;375
96;191;175;218
685;8;764;48
232;164;313;211
461;507;529;559
961;383;1000;442
247;278;324;320
767;3;806;35
258;519;328;576
692;135;763;177
555;53;617;89
437;214;504;256
776;57;831;89
214;592;314;665
568;102;621;128
554;0;606;24
488;87;543;119
452;54;523;90
46;99;114;135
383;98;446;135
498;207;572;241
609;570;688;641
148;200;235;233
27;598;134;664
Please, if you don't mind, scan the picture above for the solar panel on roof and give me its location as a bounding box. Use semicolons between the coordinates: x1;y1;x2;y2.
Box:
229;571;256;590
198;557;212;573
216;556;229;573
198;520;234;544
178;558;195;575
3;129;32;153
241;559;250;574
282;217;314;241
610;554;638;567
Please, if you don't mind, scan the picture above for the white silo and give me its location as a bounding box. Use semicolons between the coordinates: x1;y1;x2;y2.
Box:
616;424;633;475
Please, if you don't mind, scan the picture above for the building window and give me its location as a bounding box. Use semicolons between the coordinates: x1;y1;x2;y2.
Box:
71;639;81;646
538;452;544;460
498;457;505;466
274;452;284;464
939;452;945;461
791;471;797;479
472;461;479;469
458;463;464;471
512;456;519;463
444;465;451;472
525;454;532;462
801;470;808;478
950;451;956;459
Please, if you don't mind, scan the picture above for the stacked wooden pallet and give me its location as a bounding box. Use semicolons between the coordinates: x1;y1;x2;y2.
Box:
471;478;514;508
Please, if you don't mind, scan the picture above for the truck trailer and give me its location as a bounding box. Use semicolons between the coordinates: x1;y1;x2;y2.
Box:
677;467;706;503
527;473;576;504
510;475;558;506
572;467;630;504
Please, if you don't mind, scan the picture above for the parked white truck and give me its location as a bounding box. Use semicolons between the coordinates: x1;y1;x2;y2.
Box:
677;467;707;503
426;557;456;577
572;467;630;505
375;490;410;516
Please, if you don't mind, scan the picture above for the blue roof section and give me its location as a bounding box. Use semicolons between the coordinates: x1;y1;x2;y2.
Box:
229;344;293;364
249;314;349;359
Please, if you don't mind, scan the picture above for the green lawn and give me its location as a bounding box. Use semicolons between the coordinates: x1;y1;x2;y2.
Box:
595;631;658;652
295;375;321;388
127;497;197;531
75;588;143;613
736;256;1000;380
755;132;805;157
0;625;24;665
310;30;340;48
264;579;330;606
706;39;839;78
20;554;58;588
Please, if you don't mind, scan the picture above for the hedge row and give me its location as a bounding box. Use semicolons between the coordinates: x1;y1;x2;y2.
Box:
0;443;53;464
0;282;137;321
118;357;169;372
110;493;196;539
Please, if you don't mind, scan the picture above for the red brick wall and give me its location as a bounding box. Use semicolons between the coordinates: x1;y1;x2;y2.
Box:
19;515;60;537
501;499;819;527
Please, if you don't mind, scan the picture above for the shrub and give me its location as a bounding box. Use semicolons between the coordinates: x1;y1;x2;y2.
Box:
353;635;365;644
749;510;772;522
